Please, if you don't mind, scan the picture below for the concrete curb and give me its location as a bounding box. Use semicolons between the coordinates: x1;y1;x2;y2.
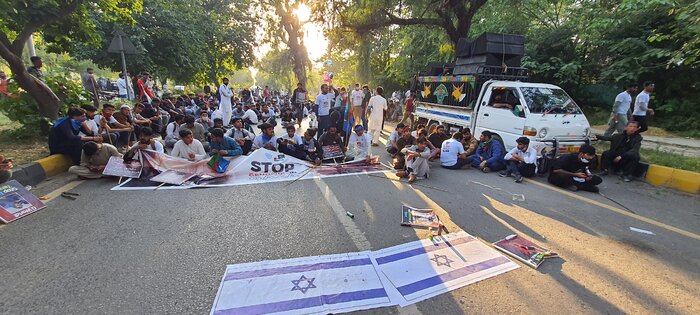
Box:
645;164;700;194
10;154;72;186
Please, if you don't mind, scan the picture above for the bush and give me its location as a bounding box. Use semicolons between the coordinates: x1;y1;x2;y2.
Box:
0;73;92;136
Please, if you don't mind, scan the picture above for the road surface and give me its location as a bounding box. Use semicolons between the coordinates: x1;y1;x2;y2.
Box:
1;123;699;314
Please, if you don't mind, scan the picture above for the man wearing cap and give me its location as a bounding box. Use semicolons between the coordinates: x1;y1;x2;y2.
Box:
252;123;278;151
548;144;602;192
219;77;234;126
347;124;372;161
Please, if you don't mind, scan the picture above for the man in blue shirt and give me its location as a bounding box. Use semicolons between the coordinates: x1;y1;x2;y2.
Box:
465;130;505;173
209;128;243;157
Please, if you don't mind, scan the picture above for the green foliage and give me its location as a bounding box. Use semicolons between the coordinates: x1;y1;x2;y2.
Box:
0;74;91;134
71;0;255;85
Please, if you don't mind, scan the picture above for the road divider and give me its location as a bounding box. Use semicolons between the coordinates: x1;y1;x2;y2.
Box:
10;154;72;186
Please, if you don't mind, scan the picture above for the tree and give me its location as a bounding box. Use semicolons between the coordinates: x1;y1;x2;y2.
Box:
0;0;139;120
72;0;255;86
259;0;312;87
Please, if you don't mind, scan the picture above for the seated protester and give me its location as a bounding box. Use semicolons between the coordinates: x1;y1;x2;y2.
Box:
460;127;479;156
148;98;169;131
318;125;345;163
96;103;132;148
49;107;103;165
440;132;469;169
277;125;306;159
0;154;12;184
394;128;417;169
427;125;449;160
241;104;259;132
598;121;642;182
232;104;245;119
181;115;209;151
80;105;117;144
252;122;278;151
132;103;154;128
68;141;122;179
347;124;372;161
465;131;505;173
197;111;214;128
302;129;322;165
411;124;426;139
500;136;537;183
210;104;224;123
209;128;243;157
133;103;163;132
123;127;164;162
385;123;406;156
398;137;432;183
548;144;602;192
228;118;254;155
261;104;276;125
209;118;225;135
280;107;295;126
165;114;185;148
113;104;142;144
171;129;207;161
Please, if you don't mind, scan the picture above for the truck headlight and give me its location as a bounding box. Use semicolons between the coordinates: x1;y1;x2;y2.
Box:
538;128;548;139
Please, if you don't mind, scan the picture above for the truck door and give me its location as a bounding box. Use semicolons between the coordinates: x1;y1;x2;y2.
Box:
476;86;527;150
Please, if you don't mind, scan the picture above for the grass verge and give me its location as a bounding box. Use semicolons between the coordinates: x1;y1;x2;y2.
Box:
593;143;700;173
0;113;49;166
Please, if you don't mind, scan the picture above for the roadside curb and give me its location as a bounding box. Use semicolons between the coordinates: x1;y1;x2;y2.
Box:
10;154;72;186
644;164;700;194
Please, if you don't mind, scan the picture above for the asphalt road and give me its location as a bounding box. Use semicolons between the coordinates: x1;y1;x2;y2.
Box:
1;122;699;315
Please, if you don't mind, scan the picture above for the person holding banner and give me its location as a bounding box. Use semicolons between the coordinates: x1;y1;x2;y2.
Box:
123;127;164;162
209;128;243;157
68;142;122;179
171;129;208;161
277;125;306;160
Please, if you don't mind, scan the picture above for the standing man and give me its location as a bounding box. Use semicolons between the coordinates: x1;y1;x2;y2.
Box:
82;68;101;108
291;83;308;127
116;73;129;99
367;86;388;146
632;81;655;133
604;83;638;136
598;121;643;182
0;70;11;98
399;91;415;128
315;84;333;139
27;56;44;81
500;137;538;183
219;77;234;127
350;84;364;128
361;85;371;129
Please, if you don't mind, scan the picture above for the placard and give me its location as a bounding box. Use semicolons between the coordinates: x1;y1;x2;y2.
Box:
0;180;47;223
102;156;143;178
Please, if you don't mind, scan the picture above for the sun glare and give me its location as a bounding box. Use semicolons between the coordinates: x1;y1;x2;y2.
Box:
294;4;312;23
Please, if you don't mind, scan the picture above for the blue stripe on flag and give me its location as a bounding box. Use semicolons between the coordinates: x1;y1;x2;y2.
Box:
213;288;388;315
396;256;511;296
224;258;373;281
375;237;475;265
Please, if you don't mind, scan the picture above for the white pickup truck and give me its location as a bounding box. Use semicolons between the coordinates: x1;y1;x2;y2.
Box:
414;77;593;164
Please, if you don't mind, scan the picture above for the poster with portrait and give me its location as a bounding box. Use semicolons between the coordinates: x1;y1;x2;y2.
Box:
0;180;46;223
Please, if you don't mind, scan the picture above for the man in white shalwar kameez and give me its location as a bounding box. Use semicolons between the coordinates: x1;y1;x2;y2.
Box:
219;77;234;126
366;86;387;146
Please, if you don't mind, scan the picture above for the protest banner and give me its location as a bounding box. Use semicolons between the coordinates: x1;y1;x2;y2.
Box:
113;149;388;190
102;156;143;178
0;180;46;223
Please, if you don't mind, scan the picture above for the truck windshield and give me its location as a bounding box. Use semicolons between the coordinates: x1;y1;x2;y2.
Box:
520;87;582;114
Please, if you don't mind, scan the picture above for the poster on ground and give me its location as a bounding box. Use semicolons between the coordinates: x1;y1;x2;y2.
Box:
492;234;558;269
102;156;143;178
0;180;47;223
112;149;388;190
400;205;442;228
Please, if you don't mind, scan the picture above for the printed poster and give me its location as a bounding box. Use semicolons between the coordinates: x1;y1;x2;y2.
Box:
0;180;47;223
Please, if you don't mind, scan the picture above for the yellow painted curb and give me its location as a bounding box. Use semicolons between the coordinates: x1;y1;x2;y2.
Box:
646;164;700;194
36;154;72;177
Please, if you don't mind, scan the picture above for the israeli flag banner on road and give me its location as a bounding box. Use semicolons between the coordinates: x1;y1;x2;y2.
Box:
371;231;519;306
211;252;393;315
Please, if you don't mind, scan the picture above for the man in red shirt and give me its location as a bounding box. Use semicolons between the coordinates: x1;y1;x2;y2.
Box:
400;91;416;128
137;73;154;106
0;70;11;98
